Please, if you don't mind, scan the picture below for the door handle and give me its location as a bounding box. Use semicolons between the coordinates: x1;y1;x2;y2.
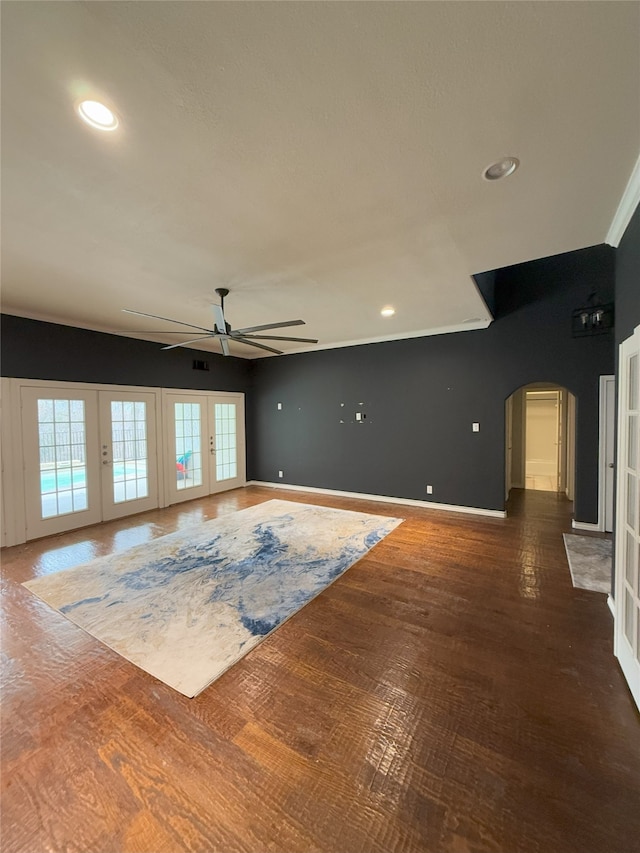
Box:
608;463;614;469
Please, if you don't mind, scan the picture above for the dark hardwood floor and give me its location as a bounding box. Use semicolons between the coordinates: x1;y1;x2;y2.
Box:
1;486;639;853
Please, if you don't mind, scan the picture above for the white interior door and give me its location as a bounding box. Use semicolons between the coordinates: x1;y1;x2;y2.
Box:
21;387;101;538
98;391;160;521
614;326;640;711
604;377;616;532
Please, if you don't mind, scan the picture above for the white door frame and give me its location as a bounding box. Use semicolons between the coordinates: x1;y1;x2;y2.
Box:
566;392;576;501
556;389;565;493
598;375;616;533
1;379;22;548
505;394;513;500
613;326;640;711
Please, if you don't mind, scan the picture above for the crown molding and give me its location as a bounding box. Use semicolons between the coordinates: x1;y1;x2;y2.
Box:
1;308;492;360
280;318;492;357
606;152;640;248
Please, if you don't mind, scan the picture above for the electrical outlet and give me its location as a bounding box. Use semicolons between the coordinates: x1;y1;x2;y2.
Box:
472;422;480;432
277;402;282;410
278;470;283;478
426;485;433;494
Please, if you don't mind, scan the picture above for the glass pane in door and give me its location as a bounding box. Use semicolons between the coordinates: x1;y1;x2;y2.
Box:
215;403;237;481
111;400;148;503
175;403;203;489
629;353;638;410
37;398;88;518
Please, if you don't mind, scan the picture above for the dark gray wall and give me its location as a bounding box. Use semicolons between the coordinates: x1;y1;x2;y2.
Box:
0;315;251;393
248;245;616;522
472;270;496;317
615;204;640;346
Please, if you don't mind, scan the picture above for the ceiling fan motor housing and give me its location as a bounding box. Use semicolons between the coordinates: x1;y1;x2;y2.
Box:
215;288;231;333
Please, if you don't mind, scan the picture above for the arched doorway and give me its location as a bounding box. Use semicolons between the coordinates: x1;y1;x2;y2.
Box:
505;383;576;502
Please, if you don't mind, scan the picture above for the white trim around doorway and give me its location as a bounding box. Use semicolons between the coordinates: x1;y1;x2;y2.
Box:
598;374;615;533
571;520;600;532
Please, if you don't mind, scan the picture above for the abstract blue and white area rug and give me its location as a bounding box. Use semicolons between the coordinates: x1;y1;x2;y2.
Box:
24;500;402;696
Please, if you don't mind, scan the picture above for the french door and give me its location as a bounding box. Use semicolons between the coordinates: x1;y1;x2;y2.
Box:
98;390;159;521
164;392;245;506
10;382;245;543
21;387;102;538
615;325;640;710
20;386;160;538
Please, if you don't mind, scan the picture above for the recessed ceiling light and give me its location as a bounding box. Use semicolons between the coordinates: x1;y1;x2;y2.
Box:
483;156;519;181
77;99;119;131
380;307;395;318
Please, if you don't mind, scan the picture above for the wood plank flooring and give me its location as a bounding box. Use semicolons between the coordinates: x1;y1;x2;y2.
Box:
2;486;639;853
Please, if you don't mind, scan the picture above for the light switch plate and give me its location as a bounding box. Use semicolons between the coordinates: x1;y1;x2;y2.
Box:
472;422;480;432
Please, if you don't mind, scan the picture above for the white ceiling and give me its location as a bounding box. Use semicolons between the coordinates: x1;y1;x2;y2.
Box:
2;1;638;358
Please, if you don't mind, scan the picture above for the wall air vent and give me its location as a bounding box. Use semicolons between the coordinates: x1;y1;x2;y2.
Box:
192;360;210;371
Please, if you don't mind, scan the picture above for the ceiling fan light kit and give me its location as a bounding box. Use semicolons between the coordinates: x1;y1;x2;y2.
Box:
122;288;318;357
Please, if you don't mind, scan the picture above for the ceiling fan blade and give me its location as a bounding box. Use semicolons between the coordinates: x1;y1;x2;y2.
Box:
234;337;283;355
236;333;319;344
161;335;216;351
220;337;230;357
123;308;214;334
212;304;226;334
233;319;305;335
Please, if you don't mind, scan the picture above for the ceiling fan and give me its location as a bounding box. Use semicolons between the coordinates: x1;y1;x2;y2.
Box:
122;288;318;356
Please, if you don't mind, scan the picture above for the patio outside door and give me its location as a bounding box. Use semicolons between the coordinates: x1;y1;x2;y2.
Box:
98;390;159;521
20;386;162;537
164;391;245;505
21;387;101;539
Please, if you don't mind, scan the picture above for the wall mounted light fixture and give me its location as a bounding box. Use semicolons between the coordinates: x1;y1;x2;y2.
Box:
571;292;614;337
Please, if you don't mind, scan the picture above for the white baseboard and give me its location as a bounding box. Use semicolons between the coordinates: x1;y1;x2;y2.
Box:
247;481;507;519
607;595;615;617
572;519;601;531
